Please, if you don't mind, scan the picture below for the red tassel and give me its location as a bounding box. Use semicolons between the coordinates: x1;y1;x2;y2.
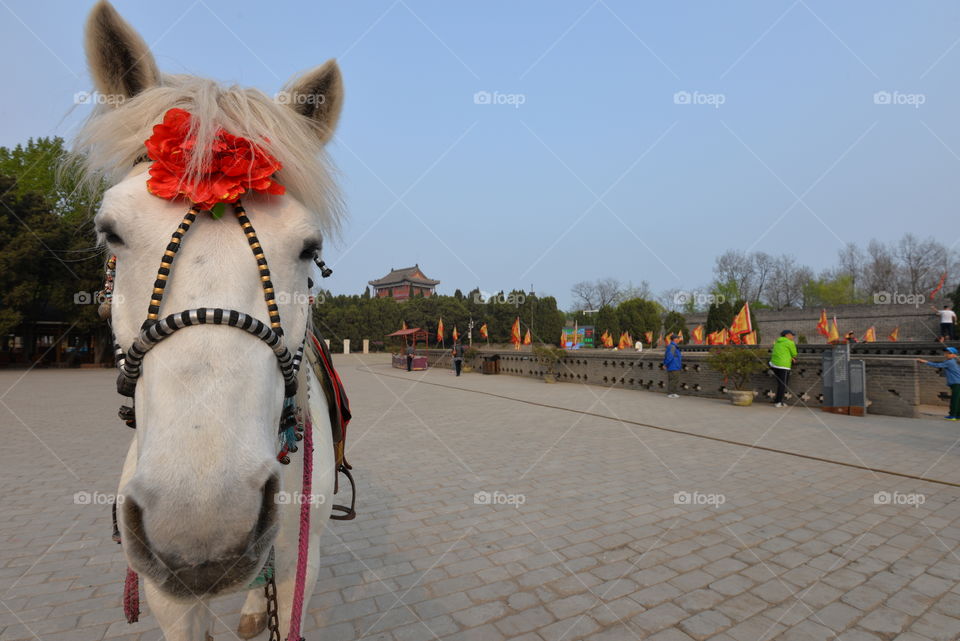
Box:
123;567;140;623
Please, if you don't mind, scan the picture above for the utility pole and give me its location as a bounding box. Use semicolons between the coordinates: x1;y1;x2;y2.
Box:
530;284;535;343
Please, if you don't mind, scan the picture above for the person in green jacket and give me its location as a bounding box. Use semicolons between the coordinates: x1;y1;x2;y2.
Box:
769;329;798;407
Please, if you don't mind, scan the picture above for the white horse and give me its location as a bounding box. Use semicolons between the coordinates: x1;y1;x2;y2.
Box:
73;2;345;639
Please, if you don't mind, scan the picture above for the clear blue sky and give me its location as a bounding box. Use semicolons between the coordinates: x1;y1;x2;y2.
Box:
2;0;959;309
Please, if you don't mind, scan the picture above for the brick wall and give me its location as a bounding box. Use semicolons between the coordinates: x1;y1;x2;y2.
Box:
424;348;934;418
685;303;942;344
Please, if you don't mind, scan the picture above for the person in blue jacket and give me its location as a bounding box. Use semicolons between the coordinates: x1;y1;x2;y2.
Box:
918;346;960;420
663;333;683;398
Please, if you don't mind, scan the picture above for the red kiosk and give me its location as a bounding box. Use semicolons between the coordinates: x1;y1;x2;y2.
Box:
387;328;431;370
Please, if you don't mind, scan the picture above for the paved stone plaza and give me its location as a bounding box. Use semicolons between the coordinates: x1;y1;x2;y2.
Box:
2;354;960;640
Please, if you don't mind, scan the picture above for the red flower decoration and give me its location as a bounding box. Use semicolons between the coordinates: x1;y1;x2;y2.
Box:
144;108;285;210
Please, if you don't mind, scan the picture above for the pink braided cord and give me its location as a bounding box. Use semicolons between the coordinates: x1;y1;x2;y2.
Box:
286;416;313;640
123;567;139;623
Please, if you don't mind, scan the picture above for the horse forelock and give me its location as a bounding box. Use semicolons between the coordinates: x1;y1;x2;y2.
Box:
71;73;342;235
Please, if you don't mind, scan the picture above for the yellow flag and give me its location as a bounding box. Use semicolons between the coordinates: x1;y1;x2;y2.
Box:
828;317;840;343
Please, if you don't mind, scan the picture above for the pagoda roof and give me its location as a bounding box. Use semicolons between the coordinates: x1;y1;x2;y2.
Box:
368;264;440;288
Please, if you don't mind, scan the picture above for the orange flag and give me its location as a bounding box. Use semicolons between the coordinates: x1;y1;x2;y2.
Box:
719;328;729;345
692;325;704;344
888;326;900;342
523;329;532;345
618;332;632;349
676;330;684;343
452;326;459;342
743;330;757;345
730;302;753;336
436;318;444;345
644;331;653;345
828;317;840;344
931;272;947;299
511;317;521;349
862;326;876;343
816;309;829;337
603;331;614;348
479;323;488;339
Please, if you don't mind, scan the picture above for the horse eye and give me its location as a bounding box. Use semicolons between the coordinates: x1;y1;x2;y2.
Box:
299;238;321;261
97;223;124;247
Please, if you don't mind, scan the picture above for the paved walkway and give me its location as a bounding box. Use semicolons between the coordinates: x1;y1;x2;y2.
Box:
1;355;960;640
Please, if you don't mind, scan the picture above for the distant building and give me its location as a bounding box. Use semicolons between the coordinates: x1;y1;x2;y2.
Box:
368;265;440;301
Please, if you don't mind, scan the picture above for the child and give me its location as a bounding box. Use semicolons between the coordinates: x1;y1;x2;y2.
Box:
918;347;960;420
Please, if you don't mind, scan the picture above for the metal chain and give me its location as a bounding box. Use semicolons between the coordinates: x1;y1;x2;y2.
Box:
265;572;280;641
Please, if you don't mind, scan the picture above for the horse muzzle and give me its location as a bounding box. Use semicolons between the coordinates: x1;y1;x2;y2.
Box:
119;474;280;597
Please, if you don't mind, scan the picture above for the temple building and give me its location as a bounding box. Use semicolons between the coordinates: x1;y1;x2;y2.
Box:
368;265;440;301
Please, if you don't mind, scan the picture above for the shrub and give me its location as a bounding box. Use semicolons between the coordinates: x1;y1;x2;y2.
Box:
532;344;567;377
706;347;769;390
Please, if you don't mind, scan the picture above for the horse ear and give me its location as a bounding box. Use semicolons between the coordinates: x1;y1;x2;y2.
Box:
84;0;160;105
281;60;343;145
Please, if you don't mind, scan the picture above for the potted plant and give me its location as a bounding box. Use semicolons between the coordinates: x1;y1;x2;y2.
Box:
532;344;567;383
706;346;769;406
462;347;479;373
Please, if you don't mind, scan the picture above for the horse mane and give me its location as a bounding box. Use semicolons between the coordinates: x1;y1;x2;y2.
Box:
70;73;342;234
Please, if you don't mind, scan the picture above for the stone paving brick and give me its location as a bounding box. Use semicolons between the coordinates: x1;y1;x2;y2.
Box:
905;611;960;641
858;606;911;637
645;629;697;641
537;615;601;641
814;600;861;631
679;610;733;639
630;602;689;634
493;605;553;637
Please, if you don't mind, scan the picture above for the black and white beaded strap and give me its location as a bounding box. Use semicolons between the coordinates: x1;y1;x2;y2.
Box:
118;308;298;397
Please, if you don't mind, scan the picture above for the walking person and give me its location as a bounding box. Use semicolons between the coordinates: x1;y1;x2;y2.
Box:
405;343;415;372
770;329;798;408
663;333;682;398
452;339;465;377
917;346;960;420
932;304;957;342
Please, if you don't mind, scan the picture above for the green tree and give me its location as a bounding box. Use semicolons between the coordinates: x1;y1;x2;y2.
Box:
617;298;661;340
662;310;688;340
803;274;859;306
595;305;620;341
705;300;734;334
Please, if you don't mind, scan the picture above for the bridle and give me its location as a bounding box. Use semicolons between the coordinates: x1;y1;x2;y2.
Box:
105;198;346;641
111;201;307;404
